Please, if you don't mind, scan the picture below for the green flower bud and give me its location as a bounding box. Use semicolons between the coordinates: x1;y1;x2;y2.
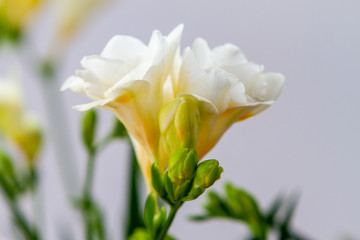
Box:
185;159;223;201
82;109;97;150
168;148;198;185
159;97;200;156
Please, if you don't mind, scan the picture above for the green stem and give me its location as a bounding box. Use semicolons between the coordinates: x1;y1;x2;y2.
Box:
0;173;39;240
80;136;113;240
157;203;182;240
83;149;96;199
9;199;39;240
81;149;96;240
125;143;144;237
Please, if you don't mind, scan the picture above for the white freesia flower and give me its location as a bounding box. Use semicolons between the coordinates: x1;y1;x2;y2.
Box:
62;25;285;189
62;25;184;184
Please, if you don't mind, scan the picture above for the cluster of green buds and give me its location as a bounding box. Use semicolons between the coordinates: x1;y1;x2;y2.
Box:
157;95;223;205
141;148;223;239
151;148;223;206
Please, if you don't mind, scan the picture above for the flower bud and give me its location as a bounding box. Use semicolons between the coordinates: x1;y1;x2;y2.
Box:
168;148;198;185
185;159;223;201
159;97;200;157
82;109;97;150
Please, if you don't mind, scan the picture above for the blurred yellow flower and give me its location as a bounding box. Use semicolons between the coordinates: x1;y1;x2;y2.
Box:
63;25;284;189
0;0;43;41
0;77;42;166
51;0;114;50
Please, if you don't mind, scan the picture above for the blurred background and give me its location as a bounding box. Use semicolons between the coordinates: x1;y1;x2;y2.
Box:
0;0;359;239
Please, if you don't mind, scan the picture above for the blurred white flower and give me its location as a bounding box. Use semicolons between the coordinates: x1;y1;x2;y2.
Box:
50;0;116;54
62;25;285;188
0;76;42;165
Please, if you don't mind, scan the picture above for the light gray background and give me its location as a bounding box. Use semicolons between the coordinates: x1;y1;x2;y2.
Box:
0;0;359;239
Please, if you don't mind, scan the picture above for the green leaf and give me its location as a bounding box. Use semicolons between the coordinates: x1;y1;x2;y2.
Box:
225;183;266;238
225;183;261;221
151;164;166;197
188;215;210;221
0;151;21;197
144;194;156;231
81;109;97;151
283;193;300;225
265;194;284;226
153;206;167;236
278;193;300;239
164;172;175;204
0;151;17;182
204;191;231;217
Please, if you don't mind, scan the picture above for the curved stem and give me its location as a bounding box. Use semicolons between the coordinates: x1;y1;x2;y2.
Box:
9;199;39;240
0;170;39;240
157;203;182;240
80;135;114;240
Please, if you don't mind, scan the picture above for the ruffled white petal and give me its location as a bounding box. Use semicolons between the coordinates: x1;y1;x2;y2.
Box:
192;38;214;70
73;99;112;111
61;75;86;95
212;43;247;66
81;56;129;87
76;70;107;100
249;73;285;101
101;35;148;64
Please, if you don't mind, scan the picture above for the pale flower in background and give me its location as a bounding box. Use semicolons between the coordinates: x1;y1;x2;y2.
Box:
50;0;115;55
0;76;42;165
0;0;43;40
62;25;285;189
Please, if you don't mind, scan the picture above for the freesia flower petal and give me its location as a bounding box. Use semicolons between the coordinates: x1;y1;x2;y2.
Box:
61;75;86;94
81;56;128;87
212;43;247;66
101;35;148;63
72;99;112;111
249;73;285;101
179;47;238;113
192;38;215;70
198;102;272;157
76;70;108;100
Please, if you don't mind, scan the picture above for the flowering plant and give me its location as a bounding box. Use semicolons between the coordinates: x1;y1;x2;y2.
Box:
62;25;285;239
0;0;315;238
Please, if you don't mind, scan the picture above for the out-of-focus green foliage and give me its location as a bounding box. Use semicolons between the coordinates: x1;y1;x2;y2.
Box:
191;183;311;240
0;0;43;44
